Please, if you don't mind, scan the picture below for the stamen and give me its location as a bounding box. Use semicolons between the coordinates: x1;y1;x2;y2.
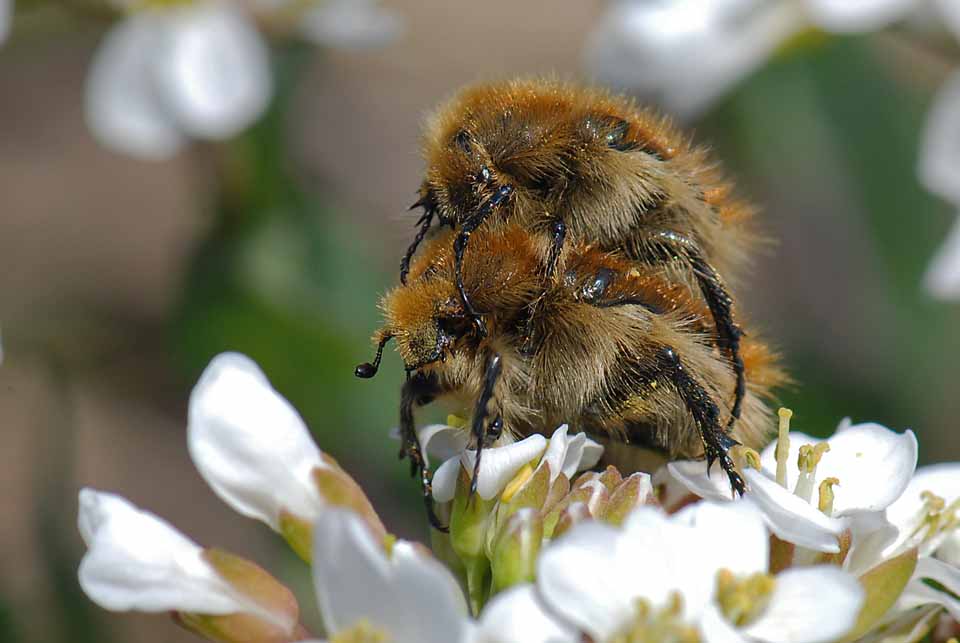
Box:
610;593;702;643
775;408;793;487
731;446;762;471
331;620;390;643
818;477;840;516
794;443;830;503
501;463;535;503
716;569;776;627
906;491;960;549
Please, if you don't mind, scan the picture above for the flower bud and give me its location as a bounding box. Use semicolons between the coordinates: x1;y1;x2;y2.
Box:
78;489;302;642
491;508;543;593
188;353;329;531
602;472;657;526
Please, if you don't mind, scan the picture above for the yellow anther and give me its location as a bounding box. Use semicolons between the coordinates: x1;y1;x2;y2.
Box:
716;569;776;627
775;408;793;487
731;446;762;471
331;620;390;643
797;443;830;473
501;462;535;503
818;477;840;516
611;593;701;643
382;533;397;557
446;414;467;429
921;490;946;513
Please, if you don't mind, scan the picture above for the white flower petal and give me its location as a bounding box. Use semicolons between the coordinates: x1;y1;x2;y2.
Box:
460;435;548;500
923;215;960;299
188;352;325;530
843;512;901;577
667;459;740;502
431;457;461;504
473;584;579;643
899;557;960;621
675;500;768;575
814;424;917;516
85;16;185;160
919;71;960;204
537;521;638;641
299;0;403;49
743;469;846;552
540;425;603;482
417;423;471;465
743;566;864;642
156;2;270;140
701;603;749;643
312;509;468;642
77;489;253;616
804;0;916;32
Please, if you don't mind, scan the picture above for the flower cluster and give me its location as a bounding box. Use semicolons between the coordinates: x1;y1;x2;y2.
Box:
78;353;960;642
585;0;960;299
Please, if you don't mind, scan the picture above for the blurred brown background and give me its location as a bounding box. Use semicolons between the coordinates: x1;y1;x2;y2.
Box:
2;1;958;641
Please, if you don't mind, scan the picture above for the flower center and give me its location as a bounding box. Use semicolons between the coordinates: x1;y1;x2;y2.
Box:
771;409;839;516
610;593;701;643
715;569;776;627
331;620;391;643
905;490;960;551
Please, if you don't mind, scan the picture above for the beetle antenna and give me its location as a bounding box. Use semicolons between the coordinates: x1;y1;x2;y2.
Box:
355;333;393;378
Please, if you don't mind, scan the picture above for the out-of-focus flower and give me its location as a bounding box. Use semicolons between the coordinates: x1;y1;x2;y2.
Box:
584;0;806;118
86;0;270;160
919;71;960;299
803;0;917;32
669;414;917;554
309;508;471;643
537;500;864;642
0;0;11;44
471;584;579;643
298;0;403;49
78;489;304;642
188;352;385;560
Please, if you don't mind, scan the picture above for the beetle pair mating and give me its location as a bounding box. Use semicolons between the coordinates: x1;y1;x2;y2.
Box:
356;79;785;528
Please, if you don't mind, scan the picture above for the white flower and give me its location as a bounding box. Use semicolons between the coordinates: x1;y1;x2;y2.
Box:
426;423;603;503
77;488;290;629
803;0;917;32
188;352;327;531
86;0;270;160
0;0;11;44
876;463;960;621
584;0;806;118
669;419;917;553
310;508;471;643
471;584;579;643
922;215;960;299
884;462;960;564
537;500;864;643
299;0;403;49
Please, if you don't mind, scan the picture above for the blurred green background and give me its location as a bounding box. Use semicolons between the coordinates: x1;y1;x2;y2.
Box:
1;3;958;641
